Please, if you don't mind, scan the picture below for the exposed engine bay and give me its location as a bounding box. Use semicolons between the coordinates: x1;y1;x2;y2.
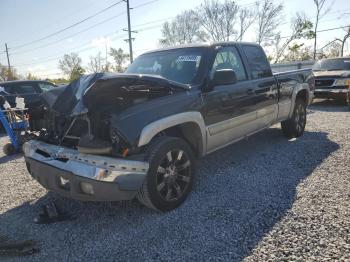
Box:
30;73;187;157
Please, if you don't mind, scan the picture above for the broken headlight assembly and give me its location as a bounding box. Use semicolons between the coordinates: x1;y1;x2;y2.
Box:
110;127;130;156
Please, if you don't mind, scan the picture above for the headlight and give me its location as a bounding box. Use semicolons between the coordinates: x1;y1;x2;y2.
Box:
334;78;350;86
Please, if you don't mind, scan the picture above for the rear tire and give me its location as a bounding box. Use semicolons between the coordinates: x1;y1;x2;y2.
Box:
137;136;195;212
281;98;307;138
3;143;16;156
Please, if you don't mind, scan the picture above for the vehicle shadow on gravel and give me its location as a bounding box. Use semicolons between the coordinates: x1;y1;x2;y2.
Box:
0;153;23;164
310;99;349;112
0;128;339;261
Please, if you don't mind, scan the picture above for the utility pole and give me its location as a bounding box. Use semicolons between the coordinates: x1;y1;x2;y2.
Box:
125;0;134;63
5;43;12;80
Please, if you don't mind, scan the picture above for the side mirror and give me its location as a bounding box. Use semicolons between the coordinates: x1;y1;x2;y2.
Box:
212;69;237;86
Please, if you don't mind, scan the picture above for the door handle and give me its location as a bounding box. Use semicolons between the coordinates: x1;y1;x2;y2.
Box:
246;89;254;95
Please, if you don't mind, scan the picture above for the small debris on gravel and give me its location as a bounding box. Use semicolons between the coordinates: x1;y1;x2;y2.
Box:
0;99;349;262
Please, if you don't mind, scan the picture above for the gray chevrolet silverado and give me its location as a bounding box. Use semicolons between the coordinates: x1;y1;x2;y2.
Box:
24;42;314;212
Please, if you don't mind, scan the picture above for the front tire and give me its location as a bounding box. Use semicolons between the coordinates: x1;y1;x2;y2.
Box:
3;142;16;155
137;136;195;212
281;98;307;138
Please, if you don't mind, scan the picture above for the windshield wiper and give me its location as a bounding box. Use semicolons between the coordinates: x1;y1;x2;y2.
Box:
166;79;191;90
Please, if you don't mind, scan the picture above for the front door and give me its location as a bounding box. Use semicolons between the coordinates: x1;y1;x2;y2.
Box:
201;46;258;153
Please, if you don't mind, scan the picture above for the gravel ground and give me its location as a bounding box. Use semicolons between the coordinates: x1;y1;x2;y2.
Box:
0;99;349;261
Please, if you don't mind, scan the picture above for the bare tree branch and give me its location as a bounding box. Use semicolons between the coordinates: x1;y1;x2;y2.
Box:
312;0;333;59
335;26;350;57
255;0;283;45
195;0;239;42
87;52;104;73
236;8;255;41
159;10;207;46
274;13;314;63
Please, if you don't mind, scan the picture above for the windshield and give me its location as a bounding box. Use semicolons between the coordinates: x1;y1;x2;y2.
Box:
313;58;350;71
126;48;205;85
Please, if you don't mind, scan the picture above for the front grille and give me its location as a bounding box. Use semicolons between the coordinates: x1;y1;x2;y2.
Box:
315;79;334;87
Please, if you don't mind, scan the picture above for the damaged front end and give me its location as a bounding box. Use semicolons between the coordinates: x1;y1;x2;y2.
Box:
24;73;187;201
30;73;185;157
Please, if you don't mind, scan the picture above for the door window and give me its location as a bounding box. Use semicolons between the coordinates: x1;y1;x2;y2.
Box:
38;82;55;92
18;84;37;94
242;45;272;79
211;47;247;82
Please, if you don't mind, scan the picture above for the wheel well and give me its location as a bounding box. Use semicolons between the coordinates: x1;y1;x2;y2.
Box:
151;122;204;157
296;89;308;104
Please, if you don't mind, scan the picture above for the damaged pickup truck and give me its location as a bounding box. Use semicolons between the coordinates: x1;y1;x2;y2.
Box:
24;42;314;212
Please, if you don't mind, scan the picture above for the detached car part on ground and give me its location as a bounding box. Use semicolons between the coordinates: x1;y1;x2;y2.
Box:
24;42;314;212
313;57;350;110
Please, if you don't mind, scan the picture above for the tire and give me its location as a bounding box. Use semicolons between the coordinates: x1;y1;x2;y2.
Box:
3;143;16;156
281;98;307;138
137;136;195;212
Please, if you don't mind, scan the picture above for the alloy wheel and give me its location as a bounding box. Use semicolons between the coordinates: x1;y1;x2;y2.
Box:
155;149;191;202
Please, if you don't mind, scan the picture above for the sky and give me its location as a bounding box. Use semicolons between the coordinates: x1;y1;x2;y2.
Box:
0;0;349;78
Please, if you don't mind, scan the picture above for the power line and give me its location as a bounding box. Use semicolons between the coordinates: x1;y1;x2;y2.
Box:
14;23;350;68
10;11;125;56
10;0;124;50
12;16;177;66
132;0;160;9
9;0;163;57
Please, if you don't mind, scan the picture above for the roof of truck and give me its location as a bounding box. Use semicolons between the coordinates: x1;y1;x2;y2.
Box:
142;41;261;55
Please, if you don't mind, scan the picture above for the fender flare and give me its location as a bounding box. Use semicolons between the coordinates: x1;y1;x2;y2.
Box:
137;112;207;156
289;83;311;118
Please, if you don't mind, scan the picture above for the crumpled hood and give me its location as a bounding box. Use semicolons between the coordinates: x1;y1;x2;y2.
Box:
313;70;350;78
40;73;188;116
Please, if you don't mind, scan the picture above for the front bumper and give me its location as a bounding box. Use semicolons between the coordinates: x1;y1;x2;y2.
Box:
314;88;349;100
23;140;149;201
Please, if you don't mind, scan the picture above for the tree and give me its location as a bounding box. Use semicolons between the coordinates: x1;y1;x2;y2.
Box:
335;26;350;57
160;10;207;46
87;52;105;73
321;41;342;58
109;48;129;72
255;0;283;45
237;8;255;41
0;64;19;81
58;53;85;81
283;43;313;61
195;0;239;41
312;0;332;59
26;72;38;80
273;13;314;63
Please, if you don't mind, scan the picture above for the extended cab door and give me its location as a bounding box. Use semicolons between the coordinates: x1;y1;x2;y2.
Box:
201;45;259;153
240;44;278;128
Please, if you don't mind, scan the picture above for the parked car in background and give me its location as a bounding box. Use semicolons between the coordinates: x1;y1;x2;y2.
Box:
312;57;350;109
0;80;57;131
0;80;56;108
24;42;314;212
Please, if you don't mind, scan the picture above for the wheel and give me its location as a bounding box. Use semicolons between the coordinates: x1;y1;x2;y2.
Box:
3;143;16;156
281;98;307;138
137;136;195;212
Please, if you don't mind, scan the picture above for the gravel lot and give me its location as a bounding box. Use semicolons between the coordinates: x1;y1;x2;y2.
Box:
0;99;349;261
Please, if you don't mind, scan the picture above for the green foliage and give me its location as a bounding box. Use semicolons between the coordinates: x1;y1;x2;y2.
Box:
109;47;129;72
0;64;19;81
46;78;69;85
58;53;85;81
26;72;39;80
282;43;313;61
70;65;85;81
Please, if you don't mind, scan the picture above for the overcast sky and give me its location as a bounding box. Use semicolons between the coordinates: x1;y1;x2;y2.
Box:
0;0;349;78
